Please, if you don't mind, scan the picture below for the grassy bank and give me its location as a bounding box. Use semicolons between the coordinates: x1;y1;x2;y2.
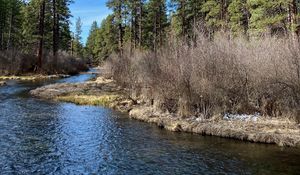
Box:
129;107;300;147
30;76;134;113
30;75;300;147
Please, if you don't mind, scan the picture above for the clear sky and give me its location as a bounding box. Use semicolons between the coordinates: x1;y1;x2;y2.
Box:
70;0;111;45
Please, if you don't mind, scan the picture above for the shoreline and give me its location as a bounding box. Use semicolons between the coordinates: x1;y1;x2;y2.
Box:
30;75;300;147
0;81;6;86
0;74;70;81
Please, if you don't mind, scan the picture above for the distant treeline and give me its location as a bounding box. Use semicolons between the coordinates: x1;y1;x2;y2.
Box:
86;0;300;63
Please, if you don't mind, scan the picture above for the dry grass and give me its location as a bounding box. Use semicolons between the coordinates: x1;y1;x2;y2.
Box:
106;33;300;123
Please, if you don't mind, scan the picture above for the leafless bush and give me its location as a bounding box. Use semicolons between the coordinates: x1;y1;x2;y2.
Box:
107;33;300;120
0;49;36;75
0;50;87;75
43;51;88;75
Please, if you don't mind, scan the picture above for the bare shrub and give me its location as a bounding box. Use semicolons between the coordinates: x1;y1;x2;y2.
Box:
0;49;36;75
0;50;87;75
107;33;300;120
43;51;88;75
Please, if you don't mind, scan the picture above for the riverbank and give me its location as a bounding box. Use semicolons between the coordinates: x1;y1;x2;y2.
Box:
0;81;6;86
0;74;70;81
30;76;133;112
30;75;300;147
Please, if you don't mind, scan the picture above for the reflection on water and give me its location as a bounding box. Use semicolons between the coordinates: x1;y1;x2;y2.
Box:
0;72;299;174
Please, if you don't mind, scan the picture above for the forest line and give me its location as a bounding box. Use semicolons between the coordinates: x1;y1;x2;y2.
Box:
85;0;300;62
0;0;86;75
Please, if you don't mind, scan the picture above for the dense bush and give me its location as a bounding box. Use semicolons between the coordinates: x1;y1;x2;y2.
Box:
106;33;300;120
0;50;88;75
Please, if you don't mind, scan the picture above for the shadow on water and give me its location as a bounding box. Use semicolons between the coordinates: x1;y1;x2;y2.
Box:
0;70;299;174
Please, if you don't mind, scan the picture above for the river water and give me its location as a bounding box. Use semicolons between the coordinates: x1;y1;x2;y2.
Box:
0;72;299;175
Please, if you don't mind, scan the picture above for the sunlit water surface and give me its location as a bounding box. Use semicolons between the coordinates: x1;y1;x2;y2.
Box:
0;71;299;175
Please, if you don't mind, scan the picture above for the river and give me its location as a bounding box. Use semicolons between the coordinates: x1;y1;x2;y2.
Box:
0;71;299;174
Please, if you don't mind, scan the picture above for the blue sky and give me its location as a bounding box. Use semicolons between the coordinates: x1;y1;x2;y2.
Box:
70;0;111;45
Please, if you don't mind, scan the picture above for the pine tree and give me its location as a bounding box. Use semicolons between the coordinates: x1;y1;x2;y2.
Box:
0;0;24;50
171;0;187;37
86;21;99;61
171;0;204;40
85;15;118;62
288;0;299;38
247;0;290;36
72;17;83;57
52;0;58;56
137;0;144;47
36;0;46;70
144;0;168;51
201;0;231;32
97;15;118;60
56;0;72;51
125;0;145;50
107;0;125;53
228;0;249;36
0;0;9;50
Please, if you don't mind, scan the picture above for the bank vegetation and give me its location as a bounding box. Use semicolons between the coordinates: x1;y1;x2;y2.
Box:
106;33;300;124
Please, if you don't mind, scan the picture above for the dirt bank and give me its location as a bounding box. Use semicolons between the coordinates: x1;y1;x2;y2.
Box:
30;76;300;147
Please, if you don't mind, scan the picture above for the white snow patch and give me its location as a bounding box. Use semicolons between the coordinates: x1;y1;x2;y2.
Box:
224;113;260;122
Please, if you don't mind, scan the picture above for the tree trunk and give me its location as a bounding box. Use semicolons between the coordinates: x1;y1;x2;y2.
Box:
118;1;123;55
52;0;59;72
290;0;298;40
6;10;13;50
0;0;5;51
134;6;138;49
178;87;192;118
53;0;59;56
130;16;134;55
220;0;228;30
180;0;186;38
0;31;3;50
138;0;143;48
37;0;45;71
192;3;197;46
71;37;74;56
153;10;157;53
159;4;163;47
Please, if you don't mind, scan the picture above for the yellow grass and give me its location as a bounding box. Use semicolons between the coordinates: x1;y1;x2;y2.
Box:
0;74;69;81
0;75;38;80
